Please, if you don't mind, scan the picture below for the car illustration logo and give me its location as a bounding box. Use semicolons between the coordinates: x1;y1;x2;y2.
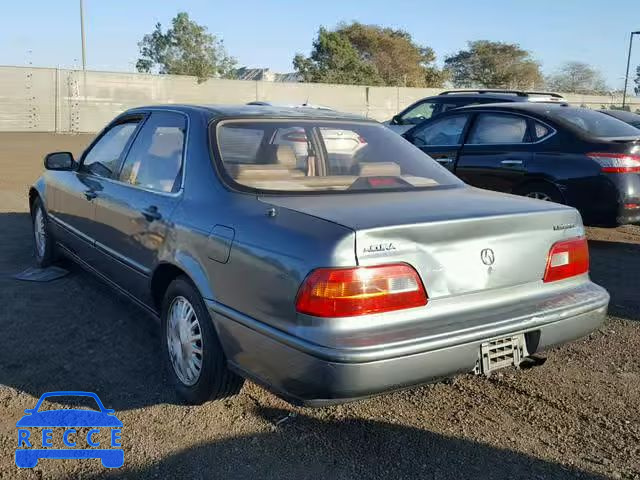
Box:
480;248;495;266
15;391;123;469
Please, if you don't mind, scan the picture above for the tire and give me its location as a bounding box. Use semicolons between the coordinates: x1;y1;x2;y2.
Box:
516;182;564;204
31;197;55;268
161;276;244;404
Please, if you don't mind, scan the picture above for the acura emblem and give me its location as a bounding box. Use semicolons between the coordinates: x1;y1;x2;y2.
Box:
480;248;495;266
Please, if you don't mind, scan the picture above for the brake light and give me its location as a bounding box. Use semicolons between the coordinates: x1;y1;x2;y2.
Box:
543;237;589;283
282;132;308;143
296;264;427;317
587;152;640;173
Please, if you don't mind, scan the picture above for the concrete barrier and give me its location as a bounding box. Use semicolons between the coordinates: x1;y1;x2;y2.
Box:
0;65;638;133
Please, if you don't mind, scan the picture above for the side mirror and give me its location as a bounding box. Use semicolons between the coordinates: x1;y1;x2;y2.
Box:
44;152;75;171
391;115;402;125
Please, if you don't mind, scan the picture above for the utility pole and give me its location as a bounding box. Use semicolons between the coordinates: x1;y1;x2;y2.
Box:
80;0;87;71
622;31;640;108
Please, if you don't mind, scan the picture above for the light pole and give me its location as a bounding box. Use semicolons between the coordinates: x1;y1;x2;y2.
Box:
79;0;87;71
622;30;640;108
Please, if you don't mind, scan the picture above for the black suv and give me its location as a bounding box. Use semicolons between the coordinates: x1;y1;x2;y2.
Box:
386;89;564;133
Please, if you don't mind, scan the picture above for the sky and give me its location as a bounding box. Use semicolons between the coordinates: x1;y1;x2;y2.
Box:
2;0;640;90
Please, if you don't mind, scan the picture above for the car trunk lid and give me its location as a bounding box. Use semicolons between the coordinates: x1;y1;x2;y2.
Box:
260;187;584;298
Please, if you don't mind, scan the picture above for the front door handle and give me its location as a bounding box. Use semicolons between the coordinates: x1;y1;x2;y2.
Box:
436;157;454;165
141;206;162;222
500;159;523;166
84;191;97;201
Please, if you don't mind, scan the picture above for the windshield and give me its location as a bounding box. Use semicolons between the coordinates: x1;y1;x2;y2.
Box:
548;108;640;138
213;120;461;193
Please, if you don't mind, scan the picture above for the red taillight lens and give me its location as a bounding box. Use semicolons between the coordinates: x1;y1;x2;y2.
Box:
588;152;640;173
296;264;427;317
543;237;589;283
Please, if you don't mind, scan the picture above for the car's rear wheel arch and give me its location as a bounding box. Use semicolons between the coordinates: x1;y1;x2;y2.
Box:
151;260;214;310
513;179;565;204
151;263;192;310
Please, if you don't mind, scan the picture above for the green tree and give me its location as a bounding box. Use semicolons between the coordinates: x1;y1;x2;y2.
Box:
136;12;236;83
444;40;543;89
293;27;383;85
634;65;640;96
547;61;608;94
293;23;446;87
335;22;447;87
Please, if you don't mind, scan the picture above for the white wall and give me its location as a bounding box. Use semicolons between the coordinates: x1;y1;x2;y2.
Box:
0;65;638;133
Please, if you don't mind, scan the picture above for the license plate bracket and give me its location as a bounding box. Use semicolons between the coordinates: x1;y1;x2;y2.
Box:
476;334;526;376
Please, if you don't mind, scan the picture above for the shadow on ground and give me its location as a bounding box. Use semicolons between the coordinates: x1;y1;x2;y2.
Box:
88;406;605;480
0;212;177;411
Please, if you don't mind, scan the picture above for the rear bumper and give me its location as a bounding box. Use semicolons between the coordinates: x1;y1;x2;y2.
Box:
208;282;609;406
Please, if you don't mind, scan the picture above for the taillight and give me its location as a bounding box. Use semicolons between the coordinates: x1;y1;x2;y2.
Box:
295;264;427;317
543;237;589;283
587;152;640;173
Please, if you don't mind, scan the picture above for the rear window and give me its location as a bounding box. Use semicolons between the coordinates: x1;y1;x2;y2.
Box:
548;108;640;138
214;120;462;193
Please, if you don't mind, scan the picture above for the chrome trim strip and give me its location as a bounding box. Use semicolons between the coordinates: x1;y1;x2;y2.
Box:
48;213;93;244
94;240;151;276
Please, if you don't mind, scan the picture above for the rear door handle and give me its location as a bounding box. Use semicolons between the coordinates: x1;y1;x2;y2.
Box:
500;159;523;166
84;191;97;201
141;206;162;222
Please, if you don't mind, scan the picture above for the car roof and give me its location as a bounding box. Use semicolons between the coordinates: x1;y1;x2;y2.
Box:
451;102;576;114
126;104;369;121
598;109;640;121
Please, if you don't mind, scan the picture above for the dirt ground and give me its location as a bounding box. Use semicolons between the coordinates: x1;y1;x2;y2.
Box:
0;133;639;480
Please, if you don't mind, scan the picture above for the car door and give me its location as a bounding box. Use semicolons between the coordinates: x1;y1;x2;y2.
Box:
455;112;533;192
403;113;472;171
48;118;141;261
90;110;186;304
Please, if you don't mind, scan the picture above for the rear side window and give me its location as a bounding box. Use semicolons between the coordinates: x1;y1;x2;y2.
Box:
549;108;640;138
214;120;462;193
467;114;528;144
411;114;469;146
82;122;138;178
119;112;186;193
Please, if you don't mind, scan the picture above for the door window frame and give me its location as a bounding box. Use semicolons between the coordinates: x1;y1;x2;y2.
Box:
78;109;189;198
461;111;557;146
397;99;439;125
78;114;147;178
408;112;474;148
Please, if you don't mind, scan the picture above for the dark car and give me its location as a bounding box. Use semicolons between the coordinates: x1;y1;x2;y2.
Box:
402;103;640;226
598;109;640;129
385;89;565;134
29;104;608;406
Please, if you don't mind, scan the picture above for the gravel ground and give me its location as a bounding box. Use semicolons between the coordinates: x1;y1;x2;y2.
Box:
0;133;638;480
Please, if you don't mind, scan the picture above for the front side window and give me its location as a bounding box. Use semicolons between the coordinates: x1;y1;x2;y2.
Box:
467;114;528;144
400;101;437;125
411;114;469;146
214;120;462;193
82;122;138;178
119;112;186;193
